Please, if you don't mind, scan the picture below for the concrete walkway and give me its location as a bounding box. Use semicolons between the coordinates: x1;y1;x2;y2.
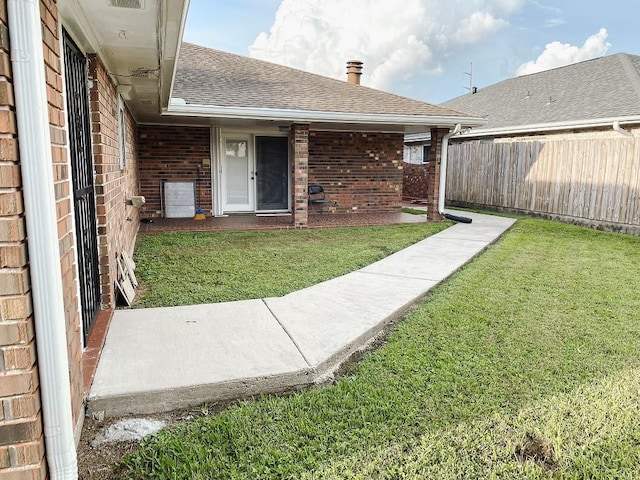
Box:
87;212;516;417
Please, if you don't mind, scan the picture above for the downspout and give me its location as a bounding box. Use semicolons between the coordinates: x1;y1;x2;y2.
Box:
7;1;78;478
613;120;633;137
438;123;472;223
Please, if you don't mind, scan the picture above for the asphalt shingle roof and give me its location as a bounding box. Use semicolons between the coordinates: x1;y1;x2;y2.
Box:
441;53;640;131
173;43;470;118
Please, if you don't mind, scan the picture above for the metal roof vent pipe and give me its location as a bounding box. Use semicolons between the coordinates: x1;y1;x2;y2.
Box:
346;60;363;85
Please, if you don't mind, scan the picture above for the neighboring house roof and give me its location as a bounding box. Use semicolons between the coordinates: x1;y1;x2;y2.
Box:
441;53;640;137
167;43;483;131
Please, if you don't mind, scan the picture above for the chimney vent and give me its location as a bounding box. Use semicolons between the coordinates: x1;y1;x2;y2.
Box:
346;60;363;85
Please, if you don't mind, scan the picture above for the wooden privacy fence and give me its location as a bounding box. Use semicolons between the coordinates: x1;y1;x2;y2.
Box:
446;135;640;232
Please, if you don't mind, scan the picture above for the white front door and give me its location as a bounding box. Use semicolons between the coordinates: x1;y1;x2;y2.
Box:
222;136;254;212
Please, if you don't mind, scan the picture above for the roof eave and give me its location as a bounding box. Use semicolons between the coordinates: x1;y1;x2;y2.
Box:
164;102;487;128
160;1;191;112
453;115;640;138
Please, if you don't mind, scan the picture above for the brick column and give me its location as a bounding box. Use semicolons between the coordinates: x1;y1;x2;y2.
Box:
426;127;448;221
291;124;309;227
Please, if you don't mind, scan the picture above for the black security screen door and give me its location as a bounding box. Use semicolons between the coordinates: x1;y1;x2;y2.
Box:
256;136;289;211
63;30;101;344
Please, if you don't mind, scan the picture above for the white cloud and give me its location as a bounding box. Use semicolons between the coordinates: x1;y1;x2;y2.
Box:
249;0;525;92
454;11;508;44
529;0;562;15
544;18;566;28
516;28;611;76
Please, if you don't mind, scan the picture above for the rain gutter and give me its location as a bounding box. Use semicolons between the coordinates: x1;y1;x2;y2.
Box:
438;123;462;215
165;102;487;128
452;115;640;139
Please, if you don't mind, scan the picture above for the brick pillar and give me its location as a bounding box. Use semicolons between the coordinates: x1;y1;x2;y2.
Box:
291;124;309;227
426;127;448;221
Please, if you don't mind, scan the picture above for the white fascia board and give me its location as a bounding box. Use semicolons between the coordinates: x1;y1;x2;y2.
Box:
164;103;487;128
162;0;190;110
453;115;640;138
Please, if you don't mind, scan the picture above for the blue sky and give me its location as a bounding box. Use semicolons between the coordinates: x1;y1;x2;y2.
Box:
184;1;638;104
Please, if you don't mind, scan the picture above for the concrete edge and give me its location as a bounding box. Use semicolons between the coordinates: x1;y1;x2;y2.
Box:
86;368;316;418
309;294;425;385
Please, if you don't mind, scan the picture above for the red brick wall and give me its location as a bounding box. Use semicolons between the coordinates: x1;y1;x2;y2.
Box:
402;162;430;199
0;0;81;478
291;124;309;226
138;125;211;218
308;131;404;213
89;56;140;306
0;14;47;470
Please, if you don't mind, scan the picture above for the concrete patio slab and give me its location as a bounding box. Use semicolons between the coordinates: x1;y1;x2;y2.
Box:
359;236;488;282
359;212;515;282
265;272;437;369
88;300;310;416
87;211;516;417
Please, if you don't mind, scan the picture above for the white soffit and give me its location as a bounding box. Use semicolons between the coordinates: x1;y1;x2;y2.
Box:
58;0;188;122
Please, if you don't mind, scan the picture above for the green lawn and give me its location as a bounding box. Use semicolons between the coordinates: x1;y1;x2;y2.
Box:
132;222;452;308
401;206;428;215
122;217;640;479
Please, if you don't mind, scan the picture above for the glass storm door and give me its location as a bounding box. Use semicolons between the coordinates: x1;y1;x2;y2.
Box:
256;136;289;211
223;137;253;212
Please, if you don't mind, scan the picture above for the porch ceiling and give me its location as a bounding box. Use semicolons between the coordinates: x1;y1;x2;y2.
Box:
58;0;189;123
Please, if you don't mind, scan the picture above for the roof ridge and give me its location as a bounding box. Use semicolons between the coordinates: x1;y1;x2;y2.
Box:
616;53;640;103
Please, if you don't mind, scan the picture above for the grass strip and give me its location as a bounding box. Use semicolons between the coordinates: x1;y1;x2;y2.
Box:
401;207;428;215
132;222;451;308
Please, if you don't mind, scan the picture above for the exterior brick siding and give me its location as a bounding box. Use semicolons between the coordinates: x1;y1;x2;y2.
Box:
0;1;77;478
138;125;212;218
88;55;140;307
308;131;404;213
0;1;144;476
402;162;430;199
291;124;309;226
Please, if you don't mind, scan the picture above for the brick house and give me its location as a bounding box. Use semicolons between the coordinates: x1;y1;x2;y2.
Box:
140;43;483;225
0;1;482;478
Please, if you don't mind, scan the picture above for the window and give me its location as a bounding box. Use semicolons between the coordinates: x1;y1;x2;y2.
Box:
422;144;431;164
403;143;431;165
118;95;126;169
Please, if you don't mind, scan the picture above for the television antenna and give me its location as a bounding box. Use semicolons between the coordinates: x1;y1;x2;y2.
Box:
463;62;474;93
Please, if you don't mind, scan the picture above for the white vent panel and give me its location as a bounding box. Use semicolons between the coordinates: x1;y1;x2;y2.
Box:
108;0;144;9
164;182;195;218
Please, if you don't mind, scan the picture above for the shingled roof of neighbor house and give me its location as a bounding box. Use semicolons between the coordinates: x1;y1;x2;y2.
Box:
170;42;476;122
441;53;640;136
